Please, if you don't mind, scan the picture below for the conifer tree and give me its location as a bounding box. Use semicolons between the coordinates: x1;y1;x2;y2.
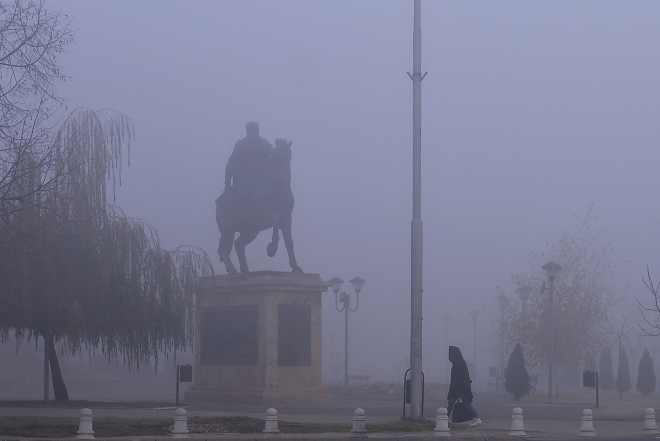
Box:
636;348;656;396
616;347;631;395
505;343;530;400
599;347;615;391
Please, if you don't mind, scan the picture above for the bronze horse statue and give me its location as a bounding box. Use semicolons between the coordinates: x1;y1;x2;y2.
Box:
216;138;302;274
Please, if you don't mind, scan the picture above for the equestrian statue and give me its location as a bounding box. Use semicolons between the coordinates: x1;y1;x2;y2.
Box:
216;121;302;274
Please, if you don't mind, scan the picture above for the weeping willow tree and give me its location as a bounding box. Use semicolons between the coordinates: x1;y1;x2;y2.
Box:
0;108;213;400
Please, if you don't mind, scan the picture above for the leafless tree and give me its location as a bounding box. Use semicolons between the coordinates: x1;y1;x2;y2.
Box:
0;0;73;235
501;209;620;395
614;315;632;400
637;267;660;337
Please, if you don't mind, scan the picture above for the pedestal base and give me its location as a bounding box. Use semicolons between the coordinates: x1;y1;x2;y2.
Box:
186;271;331;404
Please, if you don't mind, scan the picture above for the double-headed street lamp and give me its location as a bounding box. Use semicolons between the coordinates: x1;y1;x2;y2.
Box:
542;261;561;404
469;309;480;380
329;276;366;388
495;294;509;391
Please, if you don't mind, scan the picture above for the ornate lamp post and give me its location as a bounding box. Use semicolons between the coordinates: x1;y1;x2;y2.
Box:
495;294;509;391
542;261;561;403
443;314;451;384
469;309;480;380
329;276;366;388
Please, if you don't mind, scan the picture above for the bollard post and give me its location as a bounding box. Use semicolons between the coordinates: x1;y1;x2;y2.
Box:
350;408;367;438
433;407;450;437
76;408;95;440
509;407;526;437
579;409;596;437
645;408;659;436
263;408;280;434
171;407;190;438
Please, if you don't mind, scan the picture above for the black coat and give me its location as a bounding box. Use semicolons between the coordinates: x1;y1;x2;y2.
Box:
447;346;474;402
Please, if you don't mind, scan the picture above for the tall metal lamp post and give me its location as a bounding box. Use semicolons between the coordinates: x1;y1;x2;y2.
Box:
408;0;427;421
542;261;561;403
329;276;366;389
443;314;451;384
495;294;509;391
469;309;480;380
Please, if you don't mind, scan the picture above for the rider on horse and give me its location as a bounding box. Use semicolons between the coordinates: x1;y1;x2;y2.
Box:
224;121;273;209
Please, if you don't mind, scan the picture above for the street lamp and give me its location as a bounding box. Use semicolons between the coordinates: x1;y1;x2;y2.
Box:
329;276;366;388
516;286;532;316
542;260;561;404
469;309;480;381
443;314;451;384
495;294;509;391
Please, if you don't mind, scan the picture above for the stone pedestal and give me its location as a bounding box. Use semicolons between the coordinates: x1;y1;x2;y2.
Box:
185;271;331;404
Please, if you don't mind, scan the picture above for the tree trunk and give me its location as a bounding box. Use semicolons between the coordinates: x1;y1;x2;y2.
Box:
45;332;69;401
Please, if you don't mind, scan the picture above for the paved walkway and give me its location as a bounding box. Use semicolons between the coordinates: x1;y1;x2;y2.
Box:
1;392;659;440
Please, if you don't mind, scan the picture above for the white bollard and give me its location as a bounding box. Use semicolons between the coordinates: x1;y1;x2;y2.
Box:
263;408;280;434
509;407;526;437
644;408;659;436
76;408;95;440
171;407;190;438
350;408;367;438
433;407;450;437
579;409;596;437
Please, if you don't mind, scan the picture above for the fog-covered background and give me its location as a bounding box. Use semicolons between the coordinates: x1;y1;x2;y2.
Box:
20;0;659;387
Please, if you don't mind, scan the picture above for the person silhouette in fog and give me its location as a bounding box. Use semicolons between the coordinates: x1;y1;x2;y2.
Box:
447;346;482;427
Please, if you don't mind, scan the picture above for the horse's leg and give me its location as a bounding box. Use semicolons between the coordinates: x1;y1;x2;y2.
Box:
266;224;280;257
217;230;237;274
280;212;302;273
235;229;260;273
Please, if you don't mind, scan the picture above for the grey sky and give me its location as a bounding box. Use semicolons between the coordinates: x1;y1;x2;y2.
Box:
50;0;660;382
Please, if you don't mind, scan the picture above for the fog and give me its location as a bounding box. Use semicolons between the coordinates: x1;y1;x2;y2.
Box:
33;0;660;386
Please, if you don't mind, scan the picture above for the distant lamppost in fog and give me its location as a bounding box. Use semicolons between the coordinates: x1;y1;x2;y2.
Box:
443;314;451;384
469;309;480;380
495;294;509;391
516;286;532;316
542;261;561;404
329;276;366;388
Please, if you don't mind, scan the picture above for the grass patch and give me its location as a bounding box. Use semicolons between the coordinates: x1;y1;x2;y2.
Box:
0;416;438;438
0;416;172;438
0;400;175;409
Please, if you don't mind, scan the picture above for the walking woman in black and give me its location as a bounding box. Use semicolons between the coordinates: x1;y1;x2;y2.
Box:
447;346;482;426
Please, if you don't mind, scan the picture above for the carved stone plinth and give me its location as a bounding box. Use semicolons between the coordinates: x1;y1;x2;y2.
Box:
185;271;331;404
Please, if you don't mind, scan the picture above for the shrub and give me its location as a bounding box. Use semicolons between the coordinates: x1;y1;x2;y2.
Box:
636;348;656;396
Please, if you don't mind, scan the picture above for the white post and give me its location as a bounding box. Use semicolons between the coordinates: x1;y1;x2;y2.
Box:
579;409;596;437
263;408;280;434
350;408;367;438
76;408;95;440
171;408;190;439
433;408;450;437
509;407;526;437
644;408;658;436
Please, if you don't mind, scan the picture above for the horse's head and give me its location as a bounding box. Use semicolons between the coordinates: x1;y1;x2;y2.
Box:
274;138;292;151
